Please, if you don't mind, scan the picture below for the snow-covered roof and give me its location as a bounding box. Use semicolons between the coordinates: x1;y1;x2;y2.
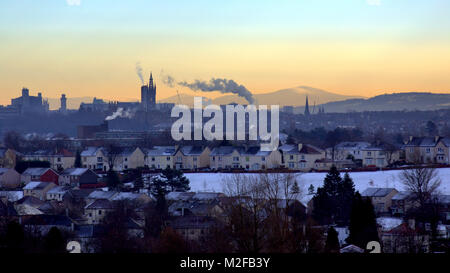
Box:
361;188;397;197
23;182;50;190
60;168;90;176
81;147;105;157
22;168;52;176
47;186;70;195
147;146;176;156
335;142;371;150
179;146;206;156
377;217;403;231
0;191;23;202
87;190;118;200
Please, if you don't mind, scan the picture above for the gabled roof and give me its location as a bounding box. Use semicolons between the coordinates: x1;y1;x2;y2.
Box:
22;168;53;176
335;142;371;150
47;186;70;195
23;181;52;190
87;190;118;200
147;146;177;156
166;191;196;201
81;147;106;157
361;188;397;197
210;146;245;156
60;168;91;176
66;189;95;199
405;136;450;147
179;146;206;156
299;144;323;155
192;192;225;200
0;191;23;202
241;146;272;156
85;199;114;210
16;195;46;207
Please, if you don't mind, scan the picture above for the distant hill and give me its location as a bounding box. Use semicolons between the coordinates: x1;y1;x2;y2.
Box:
318;92;450;113
159;86;362;107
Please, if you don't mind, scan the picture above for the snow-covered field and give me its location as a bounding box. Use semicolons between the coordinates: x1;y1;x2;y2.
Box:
186;168;450;204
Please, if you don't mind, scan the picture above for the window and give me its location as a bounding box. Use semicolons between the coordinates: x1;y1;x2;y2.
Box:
426;148;431;153
124;165;128;169
288;162;295;168
262;157;266;161
233;156;239;161
57;157;62;162
125;158;128;162
218;156;222;161
177;156;182;161
193;157;198;162
289;155;294;160
166;157;170;161
301;155;305;160
99;210;102;215
410;148;413;153
367;151;372;156
152;157;155;161
212;156;215;161
246;157;249;162
97;157;103;163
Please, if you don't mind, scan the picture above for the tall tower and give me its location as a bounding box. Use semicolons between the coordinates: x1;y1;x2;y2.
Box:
60;94;67;112
304;95;310;117
148;73;156;108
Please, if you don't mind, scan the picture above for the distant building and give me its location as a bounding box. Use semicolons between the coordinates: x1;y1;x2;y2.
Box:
10;88;49;114
304;96;310;117
141;73;156;111
77;121;109;139
60;94;67;113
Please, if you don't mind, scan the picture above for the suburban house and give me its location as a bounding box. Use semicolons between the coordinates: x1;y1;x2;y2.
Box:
209;146;282;170
361;188;399;215
81;147;108;171
331;142;371;161
168;215;222;241
46;186;71;202
381;220;430;253
390;192;419;216
146;146;176;170
59;168;99;187
22;149;76;171
404;136;450;164
210;146;245;170
280;144;325;171
0;148;17;168
23;182;57;201
0;168;21;189
84;199;115;225
21;168;60;185
112;147;145;171
240;146;282;170
173;146;211;170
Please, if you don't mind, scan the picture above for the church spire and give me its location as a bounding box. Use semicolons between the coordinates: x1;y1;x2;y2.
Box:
304;95;310;116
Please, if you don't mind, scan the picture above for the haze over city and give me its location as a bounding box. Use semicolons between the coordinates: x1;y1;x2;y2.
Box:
1;0;450;106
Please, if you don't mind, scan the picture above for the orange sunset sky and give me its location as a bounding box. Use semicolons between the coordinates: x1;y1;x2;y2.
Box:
1;0;450;106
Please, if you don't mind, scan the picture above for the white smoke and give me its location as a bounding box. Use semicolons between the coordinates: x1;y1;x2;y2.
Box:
136;62;145;85
105;108;135;121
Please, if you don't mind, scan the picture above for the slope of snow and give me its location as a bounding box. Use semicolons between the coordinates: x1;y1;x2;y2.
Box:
185;168;450;204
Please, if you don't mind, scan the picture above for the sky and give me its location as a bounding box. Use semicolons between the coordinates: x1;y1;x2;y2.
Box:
1;0;450;106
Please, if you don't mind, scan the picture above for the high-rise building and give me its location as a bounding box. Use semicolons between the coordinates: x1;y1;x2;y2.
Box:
141;73;156;111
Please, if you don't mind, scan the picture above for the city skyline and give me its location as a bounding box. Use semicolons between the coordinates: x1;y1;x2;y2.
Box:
1;0;450;106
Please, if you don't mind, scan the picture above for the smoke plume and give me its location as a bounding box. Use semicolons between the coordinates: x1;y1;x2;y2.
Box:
136;62;144;85
161;74;255;104
179;78;255;104
105;108;135;121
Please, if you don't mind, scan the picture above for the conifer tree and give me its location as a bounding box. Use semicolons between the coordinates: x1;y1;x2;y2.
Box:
325;226;340;253
347;192;379;249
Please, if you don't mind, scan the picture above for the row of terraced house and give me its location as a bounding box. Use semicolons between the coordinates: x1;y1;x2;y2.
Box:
9;135;450;173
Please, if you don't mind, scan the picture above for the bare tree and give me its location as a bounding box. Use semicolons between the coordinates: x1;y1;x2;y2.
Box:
399;167;442;208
